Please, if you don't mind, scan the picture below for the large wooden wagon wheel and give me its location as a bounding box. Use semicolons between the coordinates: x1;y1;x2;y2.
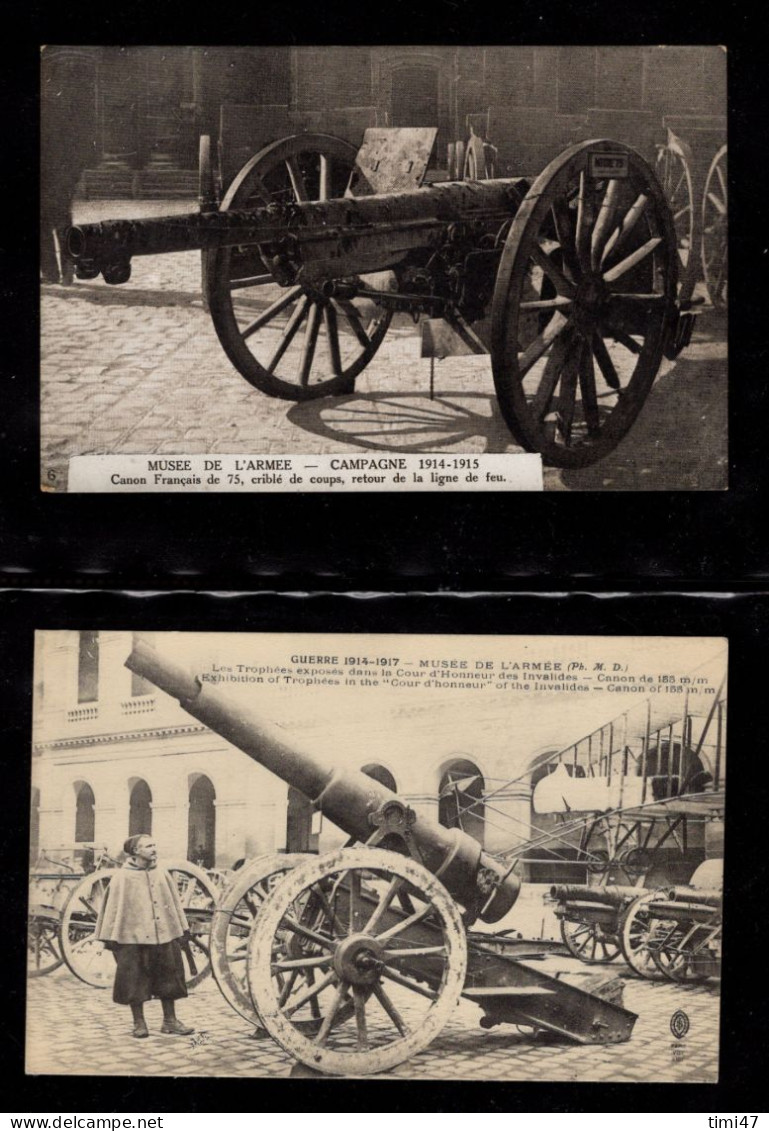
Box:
28;908;64;977
701;145;727;309
491;139;678;468
618;892;668;980
655;130;699;305
247;847;467;1076
210;853;306;1025
60;862;218;990
206;134;393;401
651;918;719;983
559;913;621;964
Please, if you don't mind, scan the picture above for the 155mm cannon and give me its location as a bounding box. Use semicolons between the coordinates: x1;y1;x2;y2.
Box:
126;639;637;1076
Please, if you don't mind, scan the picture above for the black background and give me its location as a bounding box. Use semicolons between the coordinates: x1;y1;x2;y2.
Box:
2;0;768;1112
1;0;767;588
2;589;767;1111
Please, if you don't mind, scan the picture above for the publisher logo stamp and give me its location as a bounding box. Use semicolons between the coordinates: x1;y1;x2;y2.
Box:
670;1009;691;1040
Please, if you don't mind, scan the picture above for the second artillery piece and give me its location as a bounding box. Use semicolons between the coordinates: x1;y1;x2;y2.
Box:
126;639;637;1077
64;127;698;468
550;884;645;965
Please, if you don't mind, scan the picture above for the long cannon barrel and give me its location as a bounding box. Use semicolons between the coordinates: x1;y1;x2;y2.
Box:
550;885;645;907
663;887;722;908
65;178;526;283
126;640;520;923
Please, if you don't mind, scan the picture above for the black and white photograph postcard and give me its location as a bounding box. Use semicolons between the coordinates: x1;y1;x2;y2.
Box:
28;630;726;1080
40;45;727;495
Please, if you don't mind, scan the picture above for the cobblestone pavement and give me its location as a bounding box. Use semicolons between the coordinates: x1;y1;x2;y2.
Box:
41;200;728;492
26;949;719;1082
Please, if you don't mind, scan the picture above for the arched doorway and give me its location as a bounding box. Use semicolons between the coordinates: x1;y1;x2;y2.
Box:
74;781;95;842
128;779;152;837
361;764;397;793
438;759;485;846
187;775;215;867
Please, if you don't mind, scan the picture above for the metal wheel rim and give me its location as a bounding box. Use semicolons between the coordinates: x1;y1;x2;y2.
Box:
247;847;468;1076
491;138;677;468
206;133;393;401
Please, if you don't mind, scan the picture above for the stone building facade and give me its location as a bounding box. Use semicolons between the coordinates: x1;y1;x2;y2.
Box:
41;46;726;199
31;631;535;869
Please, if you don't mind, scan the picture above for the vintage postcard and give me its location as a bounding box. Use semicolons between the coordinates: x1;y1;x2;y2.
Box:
28;631;725;1080
40;46;726;493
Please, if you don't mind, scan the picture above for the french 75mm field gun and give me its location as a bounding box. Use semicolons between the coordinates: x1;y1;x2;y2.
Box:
126;639;637;1076
65;128;697;468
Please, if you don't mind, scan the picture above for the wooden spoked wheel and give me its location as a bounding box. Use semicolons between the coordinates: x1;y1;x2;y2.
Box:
651;918;720;983
491;139;677;468
701;145;727;308
247;848;467;1076
59;869;116;988
619;892;667;980
206;134;393;401
210;853;305;1025
167;862;220;989
60;862;218;990
559;914;621;964
28;909;64;977
655;131;699;305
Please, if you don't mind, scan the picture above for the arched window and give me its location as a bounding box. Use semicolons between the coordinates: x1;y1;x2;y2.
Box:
361;764;397;793
187;775;215;867
438;758;485;846
74;781;95;842
129;779;152;837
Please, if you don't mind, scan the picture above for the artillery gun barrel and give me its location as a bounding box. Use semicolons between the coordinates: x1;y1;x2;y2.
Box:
126;639;520;923
65;179;526;279
550;885;645;906
664;887;722;908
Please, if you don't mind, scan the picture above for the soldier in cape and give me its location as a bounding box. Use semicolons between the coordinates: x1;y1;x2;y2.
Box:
96;833;195;1039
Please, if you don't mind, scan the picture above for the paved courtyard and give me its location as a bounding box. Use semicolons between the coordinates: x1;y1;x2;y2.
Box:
27;885;720;1083
41;200;728;493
